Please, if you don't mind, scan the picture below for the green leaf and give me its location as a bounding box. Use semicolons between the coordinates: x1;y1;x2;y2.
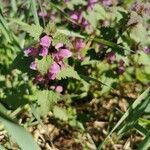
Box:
36;55;52;75
56;66;81;80
83;4;108;27
80;74;113;89
58;29;84;38
53;32;73;48
22;24;43;40
44;22;57;35
130;23;149;45
35;90;59;116
0;110;41;150
53;106;68;121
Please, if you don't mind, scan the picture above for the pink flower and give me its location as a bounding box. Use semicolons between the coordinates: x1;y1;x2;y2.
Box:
52;49;72;62
39;47;48;56
58;49;72;59
50;85;63;93
75;39;85;52
55;85;63;93
55;43;63;49
70;12;82;22
87;0;98;10
48;62;60;80
30;61;37;70
24;47;37;57
82;19;90;28
40;35;51;48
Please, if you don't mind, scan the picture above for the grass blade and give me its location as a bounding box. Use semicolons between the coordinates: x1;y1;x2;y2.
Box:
98;88;150;149
30;0;39;25
80;74;113;89
138;131;150;150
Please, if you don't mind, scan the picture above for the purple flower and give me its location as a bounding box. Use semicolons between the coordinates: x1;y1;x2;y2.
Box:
144;47;150;54
48;62;60;80
106;51;116;64
82;19;90;28
52;49;72;62
103;0;112;6
117;59;125;75
30;61;37;70
58;49;72;59
40;35;51;48
70;11;82;22
87;0;98;10
24;47;37;57
39;47;48;56
55;43;63;49
55;85;63;93
75;39;85;51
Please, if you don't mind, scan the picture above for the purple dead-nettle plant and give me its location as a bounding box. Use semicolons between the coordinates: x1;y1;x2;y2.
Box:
24;34;72;93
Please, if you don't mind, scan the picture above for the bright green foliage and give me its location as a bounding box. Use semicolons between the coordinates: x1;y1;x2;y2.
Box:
83;4;108;27
130;23;149;45
44;22;57;35
36;55;53;75
53;106;68;121
139;131;150;150
56;66;81;80
35;90;59;116
53;32;73;48
22;24;43;40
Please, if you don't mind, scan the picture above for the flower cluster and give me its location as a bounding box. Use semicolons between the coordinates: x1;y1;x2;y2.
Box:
24;35;72;92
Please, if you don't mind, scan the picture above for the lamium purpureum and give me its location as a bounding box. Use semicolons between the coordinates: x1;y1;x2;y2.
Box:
24;34;72;93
